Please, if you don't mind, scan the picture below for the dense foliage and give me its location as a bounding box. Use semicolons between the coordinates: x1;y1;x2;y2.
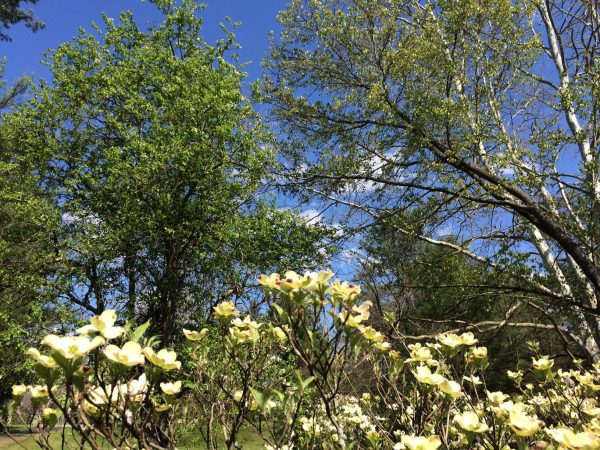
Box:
9;273;600;449
3;0;600;448
264;0;600;360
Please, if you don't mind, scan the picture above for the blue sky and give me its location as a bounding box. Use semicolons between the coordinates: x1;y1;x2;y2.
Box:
1;0;286;85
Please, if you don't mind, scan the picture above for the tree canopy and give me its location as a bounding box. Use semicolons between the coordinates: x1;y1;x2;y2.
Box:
265;0;600;359
2;0;332;345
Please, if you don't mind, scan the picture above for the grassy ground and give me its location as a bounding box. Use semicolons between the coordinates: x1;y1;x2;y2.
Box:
0;427;264;449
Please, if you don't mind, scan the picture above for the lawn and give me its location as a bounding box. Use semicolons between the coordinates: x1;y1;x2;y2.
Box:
0;427;264;449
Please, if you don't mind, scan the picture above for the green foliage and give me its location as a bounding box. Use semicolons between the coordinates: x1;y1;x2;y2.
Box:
264;0;600;358
2;0;332;345
0;0;43;41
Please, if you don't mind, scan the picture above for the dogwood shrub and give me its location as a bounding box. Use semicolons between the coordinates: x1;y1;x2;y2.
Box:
11;271;600;449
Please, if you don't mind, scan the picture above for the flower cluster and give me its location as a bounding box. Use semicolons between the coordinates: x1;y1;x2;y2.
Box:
11;311;182;449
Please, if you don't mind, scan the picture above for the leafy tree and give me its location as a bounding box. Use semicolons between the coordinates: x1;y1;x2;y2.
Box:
265;0;600;359
3;0;332;344
358;215;575;387
0;0;50;417
0;141;59;416
0;0;43;41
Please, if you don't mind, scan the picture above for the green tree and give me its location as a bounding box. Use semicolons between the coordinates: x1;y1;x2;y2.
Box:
3;0;331;344
0;0;43;41
357;214;575;386
265;0;600;359
0;0;52;417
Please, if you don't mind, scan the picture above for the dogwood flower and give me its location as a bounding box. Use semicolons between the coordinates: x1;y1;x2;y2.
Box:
339;301;372;328
437;333;463;348
213;301;240;319
407;344;432;362
104;341;145;366
28;385;49;398
375;341;392;351
26;348;59;368
360;326;386;343
454;411;489;433
41;335;105;360
12;384;26;396
330;280;361;302
472;347;488;359
508;403;542;437
183;328;208;341
77;310;124;339
486;391;509;405
271;326;287;341
546;427;600;450
438;379;462;398
120;373;148;401
301;269;334;292
399;435;442;450
160;381;182;396
257;272;282;290
459;332;478;346
532;356;554;371
143;347;181;371
413;365;444;385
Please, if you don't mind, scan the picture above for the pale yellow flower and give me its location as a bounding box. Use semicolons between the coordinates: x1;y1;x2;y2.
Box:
330;279;361;302
41;335;105;360
77;310;124;339
546;427;600;450
12;384;26;396
463;375;482;385
437;333;463;348
231;315;262;331
508;403;542;437
472;347;488;359
183;328;208;341
88;385;117;405
278;270;304;292
213;301;240;319
532;356;554;371
413;365;444;385
486;391;509;405
407;344;432;362
375;341;392;351
104;341;145;366
28;385;49;398
160;381;182;396
360;326;386;343
229;326;259;344
120;373;148;401
143;347;181;371
454;411;489;433
26;348;59;368
257;272;281;290
301;270;334;292
459;332;478;346
271;326;287;341
399;435;442;450
438;379;462;398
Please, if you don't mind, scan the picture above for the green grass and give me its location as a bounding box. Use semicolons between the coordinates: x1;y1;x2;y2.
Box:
0;427;264;449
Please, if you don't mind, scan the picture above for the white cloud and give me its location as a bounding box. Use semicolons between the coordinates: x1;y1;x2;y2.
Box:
299;209;323;224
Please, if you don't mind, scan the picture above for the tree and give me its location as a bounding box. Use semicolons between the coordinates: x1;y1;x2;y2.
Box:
264;0;600;359
0;0;43;41
357;215;575;386
0;0;51;415
3;0;332;344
